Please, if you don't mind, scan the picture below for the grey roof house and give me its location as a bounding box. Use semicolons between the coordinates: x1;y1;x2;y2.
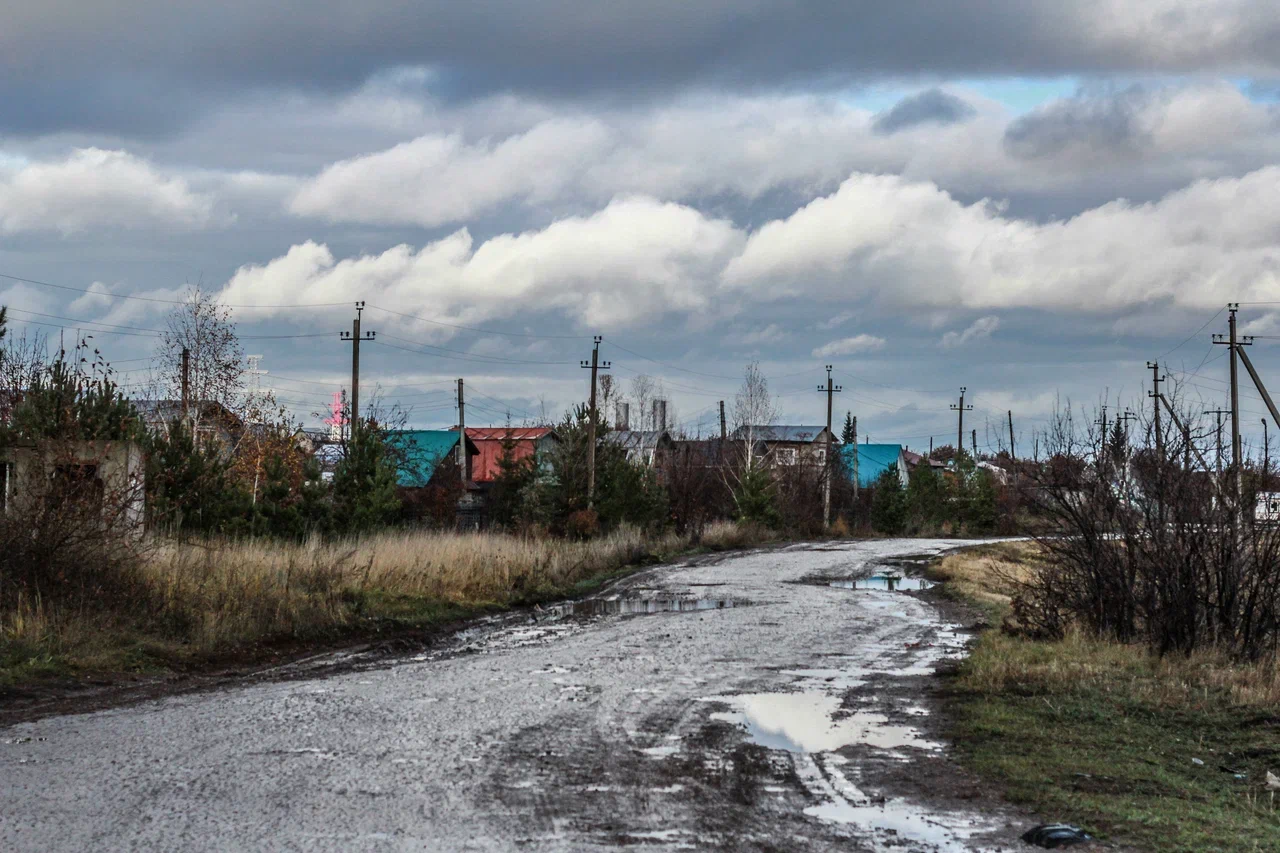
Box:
604;429;674;466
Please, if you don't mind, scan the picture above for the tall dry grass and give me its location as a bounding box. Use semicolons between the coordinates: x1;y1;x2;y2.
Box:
945;540;1280;709
139;520;759;651
1;520;768;676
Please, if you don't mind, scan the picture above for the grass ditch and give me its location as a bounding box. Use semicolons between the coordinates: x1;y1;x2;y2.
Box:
934;542;1280;853
0;521;769;688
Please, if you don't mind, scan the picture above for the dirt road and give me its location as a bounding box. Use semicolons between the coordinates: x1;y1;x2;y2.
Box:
1;539;1035;851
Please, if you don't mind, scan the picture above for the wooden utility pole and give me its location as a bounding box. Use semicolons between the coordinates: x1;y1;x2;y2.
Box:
1007;411;1015;460
1213;304;1248;509
580;336;610;509
180;346;190;427
340;302;375;434
817;365;842;529
951;387;973;457
457;378;467;485
719;400;727;443
1147;361;1165;460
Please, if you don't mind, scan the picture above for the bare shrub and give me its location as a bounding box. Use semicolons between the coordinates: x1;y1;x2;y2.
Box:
1020;397;1280;661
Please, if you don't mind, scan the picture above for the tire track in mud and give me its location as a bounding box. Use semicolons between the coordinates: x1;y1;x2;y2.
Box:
1;539;1034;853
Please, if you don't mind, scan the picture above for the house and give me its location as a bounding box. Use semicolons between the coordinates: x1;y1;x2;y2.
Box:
605;429;674;467
395;430;484;527
667;439;732;470
730;425;838;467
1;440;145;534
459;427;559;484
395;430;481;487
844;443;909;488
902;450;948;477
133;399;244;452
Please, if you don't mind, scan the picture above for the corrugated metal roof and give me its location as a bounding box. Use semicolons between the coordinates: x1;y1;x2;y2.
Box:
842;443;904;487
466;427;556;442
395;430;464;487
732;425;831;443
604;430;670;450
462;427;557;483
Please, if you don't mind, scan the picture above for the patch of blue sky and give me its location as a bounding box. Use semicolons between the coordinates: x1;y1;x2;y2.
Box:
840;76;1079;116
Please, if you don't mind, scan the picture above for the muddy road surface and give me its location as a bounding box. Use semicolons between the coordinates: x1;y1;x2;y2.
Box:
1;539;1036;852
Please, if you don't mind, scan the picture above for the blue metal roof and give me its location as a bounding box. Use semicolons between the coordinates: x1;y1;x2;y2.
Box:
842;443;904;488
394;430;463;487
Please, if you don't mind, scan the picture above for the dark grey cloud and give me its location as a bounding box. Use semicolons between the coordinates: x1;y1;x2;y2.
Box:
873;89;976;135
3;1;1280;136
1003;86;1149;160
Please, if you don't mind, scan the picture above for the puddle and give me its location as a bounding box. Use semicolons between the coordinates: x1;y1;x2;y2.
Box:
798;753;996;851
831;575;934;591
546;597;750;618
709;692;940;753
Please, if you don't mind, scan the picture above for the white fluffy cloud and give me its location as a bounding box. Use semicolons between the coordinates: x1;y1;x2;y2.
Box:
812;335;887;358
227;164;1280;337
0;148;217;235
725;167;1280;311
220;196;742;329
940;316;1000;349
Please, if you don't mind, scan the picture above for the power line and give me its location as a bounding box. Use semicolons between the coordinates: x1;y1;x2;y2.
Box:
0;270;350;308
365;304;587;340
1159;304;1227;359
375;334;574;366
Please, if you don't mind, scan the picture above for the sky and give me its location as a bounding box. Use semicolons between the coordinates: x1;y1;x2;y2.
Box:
2;1;1280;453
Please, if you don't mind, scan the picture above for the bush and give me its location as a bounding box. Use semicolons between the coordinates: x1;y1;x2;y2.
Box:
565;508;600;540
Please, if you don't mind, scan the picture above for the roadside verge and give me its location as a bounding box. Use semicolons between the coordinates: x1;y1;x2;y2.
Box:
934;542;1280;853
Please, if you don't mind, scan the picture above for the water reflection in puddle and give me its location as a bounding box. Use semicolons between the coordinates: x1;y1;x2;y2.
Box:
547;598;750;617
709;692;940;753
831;575;934;591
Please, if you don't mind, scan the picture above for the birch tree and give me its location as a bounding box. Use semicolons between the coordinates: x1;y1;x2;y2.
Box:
156;286;245;432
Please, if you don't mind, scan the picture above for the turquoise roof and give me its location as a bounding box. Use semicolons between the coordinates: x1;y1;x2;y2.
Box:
395;430;463;487
841;443;904;488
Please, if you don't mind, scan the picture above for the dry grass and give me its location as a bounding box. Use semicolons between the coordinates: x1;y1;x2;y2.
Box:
930;539;1038;620
944;540;1280;852
1;520;766;680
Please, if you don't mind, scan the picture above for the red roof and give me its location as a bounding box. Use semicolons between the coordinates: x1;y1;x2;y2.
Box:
463;427;556;483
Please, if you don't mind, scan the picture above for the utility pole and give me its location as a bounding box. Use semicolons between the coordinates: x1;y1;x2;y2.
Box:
852;416;859;498
180;346;191;427
817;365;843;529
1007;411;1015;460
951;388;973;458
1263;418;1270;485
340;302;375;434
1147;362;1165;460
1207;408;1231;482
1095;405;1109;456
1213;304;1248;509
580;336;610;509
457;378;467;485
972;428;978;458
719;400;727;443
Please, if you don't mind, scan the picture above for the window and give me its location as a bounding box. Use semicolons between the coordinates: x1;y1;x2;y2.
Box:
777;447;797;466
814;449;826;466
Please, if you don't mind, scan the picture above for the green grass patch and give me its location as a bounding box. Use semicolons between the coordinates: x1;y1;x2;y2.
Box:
940;544;1280;853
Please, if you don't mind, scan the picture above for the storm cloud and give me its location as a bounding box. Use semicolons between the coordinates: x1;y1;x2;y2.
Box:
4;1;1280;135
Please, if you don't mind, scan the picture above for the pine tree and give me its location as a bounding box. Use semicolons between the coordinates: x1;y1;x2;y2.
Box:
870;469;906;533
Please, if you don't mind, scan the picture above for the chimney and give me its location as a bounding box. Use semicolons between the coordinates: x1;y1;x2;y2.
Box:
653;399;667;431
616;401;630;431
